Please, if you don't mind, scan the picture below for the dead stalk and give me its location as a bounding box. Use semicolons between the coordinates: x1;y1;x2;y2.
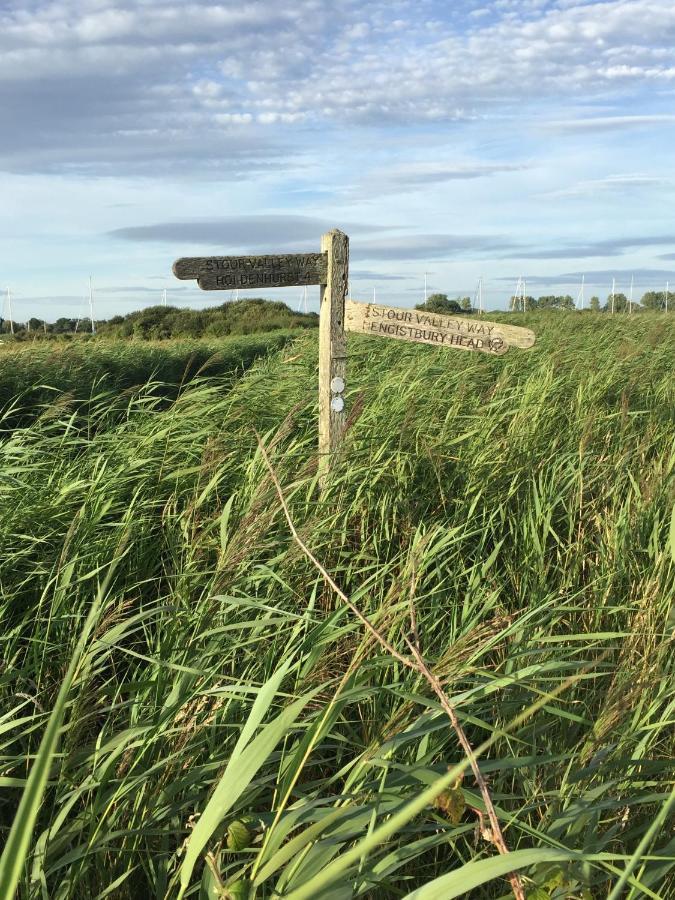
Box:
256;436;526;900
403;637;525;900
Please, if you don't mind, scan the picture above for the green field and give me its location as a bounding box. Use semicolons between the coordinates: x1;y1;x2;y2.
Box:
1;313;673;899
0;332;296;430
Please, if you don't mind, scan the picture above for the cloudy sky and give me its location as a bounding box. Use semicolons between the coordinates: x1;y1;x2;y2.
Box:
2;0;675;320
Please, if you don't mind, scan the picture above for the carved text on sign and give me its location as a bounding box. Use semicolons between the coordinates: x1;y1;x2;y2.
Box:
344;300;535;351
173;252;327;290
366;319;506;354
200;254;322;272
385;307;499;336
198;271;321;290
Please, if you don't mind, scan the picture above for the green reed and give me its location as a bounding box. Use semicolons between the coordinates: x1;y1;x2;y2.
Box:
0;312;673;899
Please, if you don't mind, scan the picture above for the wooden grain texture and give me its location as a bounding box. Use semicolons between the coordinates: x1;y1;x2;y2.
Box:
344;300;522;355
173;252;327;286
318;230;349;484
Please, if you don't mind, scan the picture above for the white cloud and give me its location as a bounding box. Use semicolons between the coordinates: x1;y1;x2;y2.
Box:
350;159;531;197
2;0;675;177
257;112;307;124
2;0;675;316
214;113;253;125
546;114;675;132
543;173;674;197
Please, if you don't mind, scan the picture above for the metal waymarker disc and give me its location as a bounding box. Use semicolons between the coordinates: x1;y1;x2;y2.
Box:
330;396;345;412
330;376;345;393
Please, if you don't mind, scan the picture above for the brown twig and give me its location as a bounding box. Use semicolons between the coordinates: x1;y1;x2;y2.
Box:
256;435;525;900
256;436;414;671
403;635;525;900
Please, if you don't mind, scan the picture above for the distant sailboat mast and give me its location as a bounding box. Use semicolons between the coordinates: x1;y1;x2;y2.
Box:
296;285;308;313
88;276;96;334
6;287;14;334
514;276;526;312
611;277;616;314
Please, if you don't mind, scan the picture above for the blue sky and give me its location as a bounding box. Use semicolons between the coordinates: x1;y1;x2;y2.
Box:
2;0;675;320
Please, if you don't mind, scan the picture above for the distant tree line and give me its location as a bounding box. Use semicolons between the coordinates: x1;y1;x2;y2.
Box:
0;289;670;342
416;290;671;316
0;299;318;341
415;294;473;314
509;290;671;312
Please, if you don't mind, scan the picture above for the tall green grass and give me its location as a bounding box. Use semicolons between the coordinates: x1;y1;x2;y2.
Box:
0;332;296;429
0;312;673;898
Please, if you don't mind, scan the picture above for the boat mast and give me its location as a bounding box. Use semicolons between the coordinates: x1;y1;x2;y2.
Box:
6;287;14;334
88;276;96;334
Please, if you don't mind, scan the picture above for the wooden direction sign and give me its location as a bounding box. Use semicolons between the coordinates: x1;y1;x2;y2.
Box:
345;299;534;353
173;253;327;291
173;230;536;485
346;300;504;355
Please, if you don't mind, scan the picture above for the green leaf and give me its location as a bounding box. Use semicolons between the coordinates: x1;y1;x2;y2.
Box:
225;880;250;900
606;782;675;900
0;557;124;900
433;786;466;825
227;821;252;852
232;655;294;758
178;682;320;897
200;854;224;900
253;806;352;886
401;849;580;899
282;762;473;899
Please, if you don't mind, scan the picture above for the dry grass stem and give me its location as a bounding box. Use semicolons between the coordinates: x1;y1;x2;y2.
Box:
257;434;526;900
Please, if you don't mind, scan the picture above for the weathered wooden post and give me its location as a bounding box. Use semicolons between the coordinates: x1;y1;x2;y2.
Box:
172;229;536;488
318;229;348;485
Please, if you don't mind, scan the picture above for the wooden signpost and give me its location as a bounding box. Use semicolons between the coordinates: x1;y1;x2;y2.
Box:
173;229;536;483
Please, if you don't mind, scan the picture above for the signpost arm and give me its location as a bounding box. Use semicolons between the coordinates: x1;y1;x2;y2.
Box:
318;229;349;485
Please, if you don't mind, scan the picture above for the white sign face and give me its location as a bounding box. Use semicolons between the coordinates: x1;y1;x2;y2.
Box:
330;396;345;412
330;376;345;393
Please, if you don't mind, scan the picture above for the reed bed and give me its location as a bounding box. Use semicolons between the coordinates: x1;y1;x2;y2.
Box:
0;312;673;899
0;332;295;429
